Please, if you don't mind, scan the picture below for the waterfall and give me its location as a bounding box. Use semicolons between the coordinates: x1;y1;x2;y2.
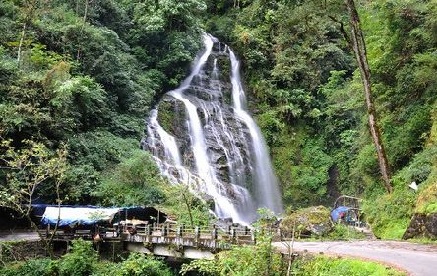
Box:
142;34;283;224
229;49;283;216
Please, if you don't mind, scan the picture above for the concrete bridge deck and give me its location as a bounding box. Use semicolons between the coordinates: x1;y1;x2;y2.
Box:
46;223;257;259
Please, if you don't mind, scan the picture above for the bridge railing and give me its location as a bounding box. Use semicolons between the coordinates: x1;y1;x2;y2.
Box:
120;223;256;248
44;221;259;250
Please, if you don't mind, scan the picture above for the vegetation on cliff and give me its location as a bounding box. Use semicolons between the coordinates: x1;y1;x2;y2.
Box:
205;0;437;239
1;0;436;241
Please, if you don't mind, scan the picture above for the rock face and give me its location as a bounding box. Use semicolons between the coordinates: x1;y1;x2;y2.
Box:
280;206;333;237
141;34;283;224
403;213;437;240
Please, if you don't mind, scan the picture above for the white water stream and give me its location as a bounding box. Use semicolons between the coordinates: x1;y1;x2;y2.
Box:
144;34;283;224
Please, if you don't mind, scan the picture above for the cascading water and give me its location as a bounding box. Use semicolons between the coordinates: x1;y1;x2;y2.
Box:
142;34;283;224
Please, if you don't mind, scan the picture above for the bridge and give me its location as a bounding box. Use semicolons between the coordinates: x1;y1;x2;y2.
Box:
46;223;258;260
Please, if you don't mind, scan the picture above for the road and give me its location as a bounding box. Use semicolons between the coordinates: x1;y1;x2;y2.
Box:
274;240;437;276
0;230;41;241
2;231;437;275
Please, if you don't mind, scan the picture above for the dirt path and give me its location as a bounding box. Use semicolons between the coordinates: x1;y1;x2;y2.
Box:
274;240;437;276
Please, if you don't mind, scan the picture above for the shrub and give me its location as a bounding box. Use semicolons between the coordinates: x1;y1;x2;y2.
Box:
362;189;415;239
181;234;282;276
328;224;366;240
115;253;172;276
0;258;56;276
294;255;406;276
57;239;98;276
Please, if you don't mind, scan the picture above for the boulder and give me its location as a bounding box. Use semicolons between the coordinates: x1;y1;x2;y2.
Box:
280;205;333;238
403;213;437;240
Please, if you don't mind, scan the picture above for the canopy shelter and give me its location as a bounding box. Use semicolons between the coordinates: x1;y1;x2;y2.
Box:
331;195;363;225
333;195;361;209
36;205;166;229
330;206;351;222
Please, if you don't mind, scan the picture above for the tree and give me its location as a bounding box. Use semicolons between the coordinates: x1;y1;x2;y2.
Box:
0;139;67;233
345;0;392;193
161;183;213;228
180;229;283;275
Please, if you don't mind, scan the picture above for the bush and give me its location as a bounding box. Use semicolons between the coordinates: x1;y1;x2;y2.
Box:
57;239;98;276
96;149;167;206
0;258;56;276
293;255;406;276
181;234;282;276
328;224;366;240
362;189;415;239
115;253;173;276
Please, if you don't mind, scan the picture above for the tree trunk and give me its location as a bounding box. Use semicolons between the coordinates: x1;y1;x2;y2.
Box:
17;0;39;66
17;22;27;65
182;191;194;228
345;0;393;193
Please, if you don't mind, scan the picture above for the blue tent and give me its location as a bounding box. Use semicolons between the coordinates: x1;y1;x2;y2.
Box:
37;205;166;229
40;206;120;228
330;206;350;222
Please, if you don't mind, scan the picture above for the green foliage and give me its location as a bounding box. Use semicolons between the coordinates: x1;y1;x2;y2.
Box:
255;207;279;228
0;0;207;212
112;252;172;276
96;149;166;206
0;0;437;247
417;181;437;213
58;239;99;276
160;184;213;227
392;146;437;188
67;131;139;169
52;75;110;132
424;202;437;214
0;139;67;214
327;224;366;241
0;244;173;276
412;147;437;215
181;234;282;275
61;132;142;204
362;188;415;239
256;109;284;146
0;258;57;276
276;135;333;207
293;255;406;276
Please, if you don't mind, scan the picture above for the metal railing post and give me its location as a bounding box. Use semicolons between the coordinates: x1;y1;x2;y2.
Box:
230;228;236;241
251;229;256;244
162;224;167;236
212;226;218;240
195;226;200;243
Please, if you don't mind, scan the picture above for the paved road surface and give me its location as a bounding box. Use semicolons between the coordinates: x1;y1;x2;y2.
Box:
2;231;437;275
274;240;437;276
0;230;40;241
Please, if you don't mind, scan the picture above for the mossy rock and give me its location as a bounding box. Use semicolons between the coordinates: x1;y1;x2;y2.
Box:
404;176;437;240
280;205;333;237
156;97;186;135
415;180;437;214
216;55;231;82
403;212;437;240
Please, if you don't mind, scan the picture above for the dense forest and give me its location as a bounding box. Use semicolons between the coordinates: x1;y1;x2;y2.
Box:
1;0;436;243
